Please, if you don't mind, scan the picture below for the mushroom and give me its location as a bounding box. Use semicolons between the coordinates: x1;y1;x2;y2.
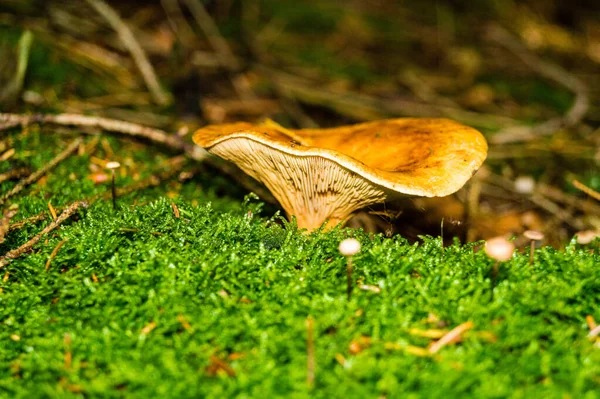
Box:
193;118;487;230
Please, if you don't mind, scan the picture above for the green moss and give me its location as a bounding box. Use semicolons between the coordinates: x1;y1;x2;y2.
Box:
1;129;599;398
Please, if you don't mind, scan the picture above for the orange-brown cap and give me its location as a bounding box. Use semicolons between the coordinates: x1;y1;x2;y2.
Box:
194;118;487;230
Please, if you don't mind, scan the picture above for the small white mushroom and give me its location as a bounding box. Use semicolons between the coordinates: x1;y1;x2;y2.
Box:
339;238;361;256
105;161;121;210
485;237;515;262
339;238;361;300
514;176;536;194
523;230;544;265
575;230;600;245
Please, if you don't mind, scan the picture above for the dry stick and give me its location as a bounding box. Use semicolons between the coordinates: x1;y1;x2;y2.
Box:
481;169;584;230
537;183;600;215
183;0;256;100
7;212;48;233
184;0;238;69
248;39;318;128
0;168;31;184
84;0;170;106
0;201;87;268
428;321;474;354
44;238;68;271
572;180;600;202
0;137;82;207
264;68;519;130
0;113;203;159
0;112;275;203
0;206;18;244
160;0;197;46
8;160;186;234
487;25;589;144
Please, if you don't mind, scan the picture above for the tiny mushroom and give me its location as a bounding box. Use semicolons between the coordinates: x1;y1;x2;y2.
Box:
575;230;600;245
523;230;544;265
485;236;515;262
339;238;361;300
106;161;121;210
339;238;361;256
485;236;515;299
193;118;487;230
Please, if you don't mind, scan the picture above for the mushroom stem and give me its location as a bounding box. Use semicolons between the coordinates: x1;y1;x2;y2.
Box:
346;256;353;299
529;240;535;265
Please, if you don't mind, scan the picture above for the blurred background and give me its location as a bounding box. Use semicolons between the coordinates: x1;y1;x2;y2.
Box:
1;0;599;246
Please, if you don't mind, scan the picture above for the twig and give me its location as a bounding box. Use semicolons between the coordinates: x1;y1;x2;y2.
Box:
572;180;600;202
0;205;18;244
0;201;87;268
536;183;600;215
247;39;318;128
170;201;180;218
0;113;205;159
428;321;474;354
84;0;170;105
261;68;519;130
183;0;257;100
160;0;197;46
486;25;589;144
0;113;275;205
183;0;238;70
481;168;584;230
6;212;47;233
7;159;186;234
0;167;31;184
44;238;68;271
0;30;32;106
0;137;82;207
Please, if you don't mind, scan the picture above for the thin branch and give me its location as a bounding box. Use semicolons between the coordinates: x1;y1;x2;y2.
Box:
480;168;584;230
7;212;47;233
183;0;238;70
0;137;83;207
0;201;87;268
6;159;185;234
0;167;31;184
160;0;197;46
0;113;275;206
260;67;519;130
44;238;68;271
84;0;170;105
537;183;600;215
0;113;207;159
486;25;589;144
0;30;33;106
0;205;18;244
428;321;474;354
183;0;256;100
572;180;600;202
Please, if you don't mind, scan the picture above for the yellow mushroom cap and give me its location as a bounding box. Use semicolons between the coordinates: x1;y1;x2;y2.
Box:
193;118;487;230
